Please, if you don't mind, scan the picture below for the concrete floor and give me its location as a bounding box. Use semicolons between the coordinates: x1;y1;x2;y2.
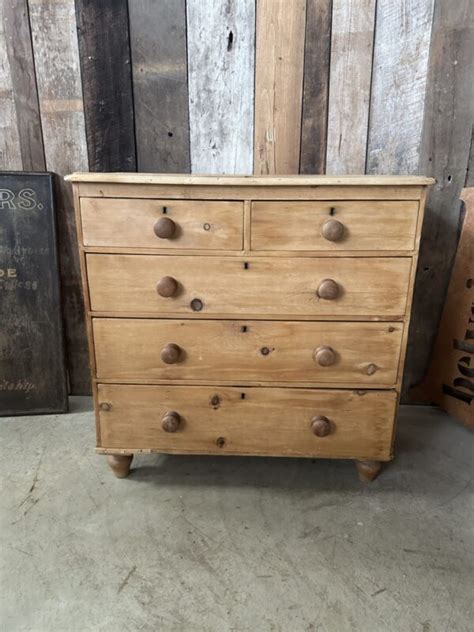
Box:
0;399;473;632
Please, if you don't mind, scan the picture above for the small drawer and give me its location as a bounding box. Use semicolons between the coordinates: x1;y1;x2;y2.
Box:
80;198;244;250
93;319;403;386
251;200;419;251
97;384;396;460
86;254;411;318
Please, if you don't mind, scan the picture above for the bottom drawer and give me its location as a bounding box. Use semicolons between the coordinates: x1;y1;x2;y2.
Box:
97;384;396;460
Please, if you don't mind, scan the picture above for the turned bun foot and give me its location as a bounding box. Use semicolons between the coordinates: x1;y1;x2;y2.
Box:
107;454;133;478
355;459;382;482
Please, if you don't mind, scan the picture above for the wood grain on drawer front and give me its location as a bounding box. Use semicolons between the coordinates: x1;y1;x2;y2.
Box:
93;319;403;386
251;201;419;251
80;198;244;250
97;384;396;460
86;255;411;318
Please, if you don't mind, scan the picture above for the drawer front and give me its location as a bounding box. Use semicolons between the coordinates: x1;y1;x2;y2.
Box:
251;201;419;251
93;319;403;385
86;254;411;317
81;198;244;250
98;384;396;460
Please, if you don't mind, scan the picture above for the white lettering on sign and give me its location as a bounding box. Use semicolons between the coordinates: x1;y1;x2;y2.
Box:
0;188;43;210
0;268;17;278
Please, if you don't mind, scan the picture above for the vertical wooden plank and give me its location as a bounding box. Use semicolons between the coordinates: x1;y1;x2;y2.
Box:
366;0;434;174
299;0;332;174
326;0;376;175
187;0;255;174
3;0;45;171
254;0;306;175
465;128;474;187
75;0;136;172
0;2;22;169
128;0;189;172
404;0;474;399
29;0;90;394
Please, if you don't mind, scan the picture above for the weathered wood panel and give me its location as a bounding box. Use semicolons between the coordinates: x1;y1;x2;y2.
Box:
187;0;254;174
0;173;67;414
300;0;332;174
465;128;474;187
29;0;90;394
326;0;376;174
3;0;45;171
405;0;474;399
416;187;474;427
367;0;434;174
75;0;136;172
129;0;189;172
254;0;306;175
0;3;22;170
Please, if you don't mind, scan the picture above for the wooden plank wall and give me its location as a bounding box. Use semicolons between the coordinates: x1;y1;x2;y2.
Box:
1;0;472;400
128;0;189;172
188;0;255;174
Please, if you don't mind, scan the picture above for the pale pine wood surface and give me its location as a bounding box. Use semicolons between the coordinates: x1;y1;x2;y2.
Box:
80;198;244;250
70;175;429;460
251;200;419;251
86;254;412;318
254;0;306;175
97;384;396;460
66;173;434;185
93;318;403;386
75;183;426;202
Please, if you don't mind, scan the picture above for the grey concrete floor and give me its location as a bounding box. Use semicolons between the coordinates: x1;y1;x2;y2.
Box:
0;399;473;632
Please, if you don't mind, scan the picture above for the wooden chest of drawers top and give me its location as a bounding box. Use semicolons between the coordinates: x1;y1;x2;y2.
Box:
68;173;432;255
67;173;433;479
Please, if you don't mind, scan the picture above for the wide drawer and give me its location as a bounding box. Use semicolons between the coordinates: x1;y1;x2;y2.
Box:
93;319;403;386
80;198;244;250
251;200;419;251
97;384;396;460
86;254;411;318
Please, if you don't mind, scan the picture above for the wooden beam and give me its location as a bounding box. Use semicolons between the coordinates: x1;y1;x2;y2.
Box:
29;0;90;394
404;0;474;399
366;0;434;174
128;0;190;172
75;0;136;172
0;2;22;169
299;0;332;174
326;0;376;174
187;0;254;174
254;0;306;175
3;0;45;171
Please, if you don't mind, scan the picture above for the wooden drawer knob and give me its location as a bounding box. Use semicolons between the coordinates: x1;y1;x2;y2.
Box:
321;219;344;242
162;411;181;432
157;276;178;297
314;346;335;366
161;342;181;364
311;415;331;437
154;216;176;239
317;278;340;300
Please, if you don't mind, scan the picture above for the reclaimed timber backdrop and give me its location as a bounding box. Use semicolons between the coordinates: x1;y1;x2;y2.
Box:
1;0;473;399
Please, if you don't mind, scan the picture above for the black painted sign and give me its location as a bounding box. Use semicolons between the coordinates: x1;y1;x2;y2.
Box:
0;172;68;414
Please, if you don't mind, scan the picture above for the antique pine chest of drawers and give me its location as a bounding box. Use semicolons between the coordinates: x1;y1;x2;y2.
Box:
66;174;433;481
